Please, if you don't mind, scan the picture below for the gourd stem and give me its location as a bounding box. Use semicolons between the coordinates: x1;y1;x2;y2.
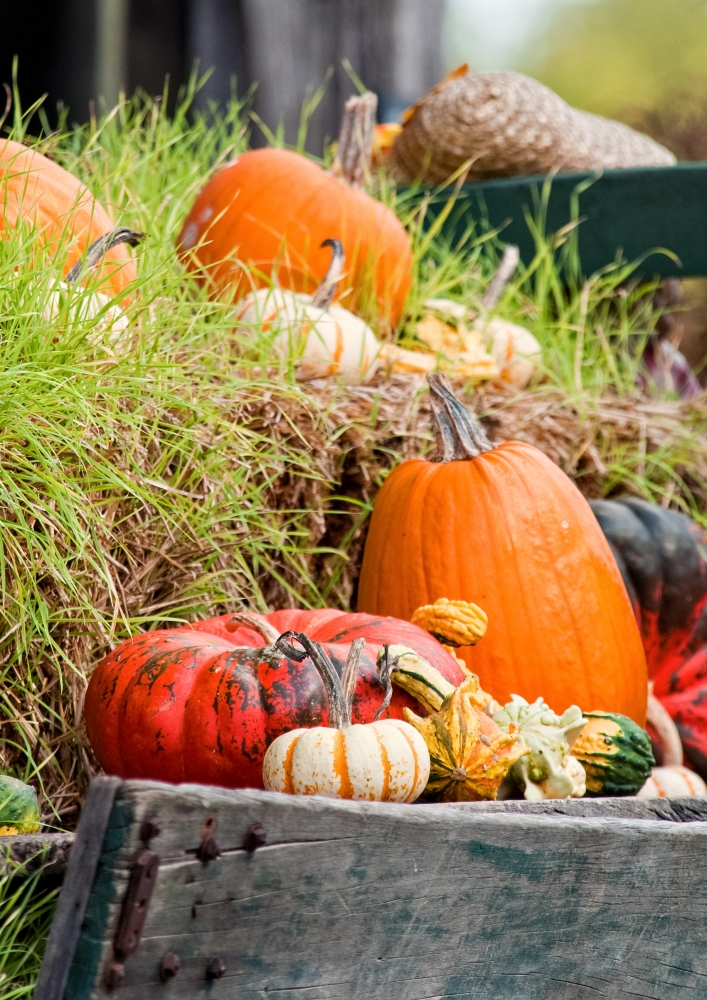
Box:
378;645;456;715
274;631;352;729
341;638;365;720
331;91;378;190
427;373;495;462
480;244;520;311
225;613;281;645
65;227;144;285
311;239;344;310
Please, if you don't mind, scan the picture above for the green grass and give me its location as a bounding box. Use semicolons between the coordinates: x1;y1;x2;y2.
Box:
0;76;705;829
0;860;58;999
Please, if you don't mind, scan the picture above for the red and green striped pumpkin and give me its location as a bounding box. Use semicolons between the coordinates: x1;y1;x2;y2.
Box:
85;609;463;790
591;498;707;777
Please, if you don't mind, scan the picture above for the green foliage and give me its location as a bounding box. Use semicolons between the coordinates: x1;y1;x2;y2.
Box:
0;860;58;999
521;0;707;121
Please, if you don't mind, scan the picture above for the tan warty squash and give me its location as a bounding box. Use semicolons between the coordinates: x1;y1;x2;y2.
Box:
380;644;528;801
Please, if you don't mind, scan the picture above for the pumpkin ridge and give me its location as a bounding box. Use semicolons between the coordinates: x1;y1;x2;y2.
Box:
373;727;391;800
335;729;354;799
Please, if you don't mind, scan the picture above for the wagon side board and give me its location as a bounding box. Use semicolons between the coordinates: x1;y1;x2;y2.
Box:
38;778;707;1000
432;163;707;279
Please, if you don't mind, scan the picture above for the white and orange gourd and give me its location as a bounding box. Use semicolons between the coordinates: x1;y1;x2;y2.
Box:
263;631;430;802
235;238;381;383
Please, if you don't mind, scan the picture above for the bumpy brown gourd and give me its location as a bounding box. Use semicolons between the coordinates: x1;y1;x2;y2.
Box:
390;66;676;186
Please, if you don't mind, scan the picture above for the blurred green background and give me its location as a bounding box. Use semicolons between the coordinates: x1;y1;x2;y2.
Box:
445;0;707;160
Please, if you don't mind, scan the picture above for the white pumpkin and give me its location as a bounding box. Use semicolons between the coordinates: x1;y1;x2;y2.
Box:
262;633;430;803
235;238;381;384
43;279;128;340
638;766;707;799
235;287;381;383
475;317;542;389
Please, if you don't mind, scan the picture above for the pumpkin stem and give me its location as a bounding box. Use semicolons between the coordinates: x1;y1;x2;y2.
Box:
274;631;352;729
331;91;378;189
427;373;495;462
374;645;394;722
480;244;520;311
341;637;365;720
225;613;280;646
311;239;344;310
65;227;144;285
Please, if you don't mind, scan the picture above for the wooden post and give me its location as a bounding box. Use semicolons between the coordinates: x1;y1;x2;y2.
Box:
239;0;443;152
95;0;129;107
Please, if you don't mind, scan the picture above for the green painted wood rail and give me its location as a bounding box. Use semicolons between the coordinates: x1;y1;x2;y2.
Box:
431;163;707;278
34;777;707;1000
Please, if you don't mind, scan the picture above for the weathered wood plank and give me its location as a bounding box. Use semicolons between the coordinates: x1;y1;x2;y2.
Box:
0;832;74;876
54;780;707;1000
440;795;707;822
34;776;122;1000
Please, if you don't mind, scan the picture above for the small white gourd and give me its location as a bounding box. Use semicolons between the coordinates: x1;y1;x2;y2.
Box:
637;766;707;799
494;695;587;800
235;239;381;384
263;632;430;802
475;317;542;389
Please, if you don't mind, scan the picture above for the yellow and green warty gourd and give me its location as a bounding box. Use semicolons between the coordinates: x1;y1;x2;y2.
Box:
0;775;40;835
571;712;655;797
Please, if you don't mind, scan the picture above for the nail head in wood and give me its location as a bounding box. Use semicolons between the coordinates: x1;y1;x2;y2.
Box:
104;960;125;989
197;834;221;863
244;822;266;852
139;811;161;843
207;957;226;980
159;952;180;982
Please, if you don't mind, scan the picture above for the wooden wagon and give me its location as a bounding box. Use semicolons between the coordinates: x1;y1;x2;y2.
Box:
26;776;707;1000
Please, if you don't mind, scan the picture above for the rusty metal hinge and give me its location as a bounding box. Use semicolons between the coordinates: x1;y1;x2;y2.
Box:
104;848;160;988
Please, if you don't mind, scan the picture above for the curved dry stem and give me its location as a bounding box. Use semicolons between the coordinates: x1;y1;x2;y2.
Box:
225;613;280;645
275;630;351;729
341;637;365;719
65;227;144;285
311;238;344;310
374;644;394;722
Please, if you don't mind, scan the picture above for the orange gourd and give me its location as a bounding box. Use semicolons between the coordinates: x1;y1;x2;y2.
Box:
177;147;412;329
0;140;136;296
358;374;648;724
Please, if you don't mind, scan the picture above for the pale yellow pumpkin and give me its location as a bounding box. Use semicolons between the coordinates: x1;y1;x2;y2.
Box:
262;632;430;802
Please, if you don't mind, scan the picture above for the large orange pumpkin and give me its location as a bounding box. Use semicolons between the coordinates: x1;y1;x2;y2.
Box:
177;147;412;329
0;140;136;296
358;374;648;724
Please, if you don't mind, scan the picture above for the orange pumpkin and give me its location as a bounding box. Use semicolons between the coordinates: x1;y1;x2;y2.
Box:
358;374;648;724
177;147;412;329
0;140;136;296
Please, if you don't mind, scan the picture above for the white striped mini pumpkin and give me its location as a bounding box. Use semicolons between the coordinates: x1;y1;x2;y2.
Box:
638;766;707;799
235;239;380;384
262;632;430;803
